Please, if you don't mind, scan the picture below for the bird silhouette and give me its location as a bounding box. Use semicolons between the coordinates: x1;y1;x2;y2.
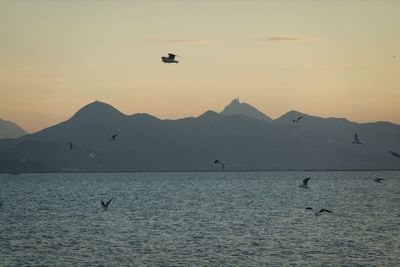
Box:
299;177;311;188
111;134;118;141
305;207;332;217
292;116;304;123
87;150;101;164
388;150;400;159
352;133;362;144
214;160;225;171
68;141;73;150
101;198;115;210
161;53;180;63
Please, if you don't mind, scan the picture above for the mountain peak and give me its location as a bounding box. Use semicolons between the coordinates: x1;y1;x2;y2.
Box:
197;110;219;119
275;110;306;123
220;98;272;122
71;101;125;121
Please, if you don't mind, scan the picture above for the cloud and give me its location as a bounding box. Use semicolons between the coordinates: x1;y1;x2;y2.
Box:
258;36;317;43
147;39;212;45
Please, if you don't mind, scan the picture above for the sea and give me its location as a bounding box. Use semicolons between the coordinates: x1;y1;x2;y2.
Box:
0;171;399;266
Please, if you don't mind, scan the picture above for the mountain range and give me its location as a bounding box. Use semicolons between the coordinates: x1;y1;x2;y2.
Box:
0;99;399;172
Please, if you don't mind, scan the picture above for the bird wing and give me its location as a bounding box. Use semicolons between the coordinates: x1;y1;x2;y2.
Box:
214;160;219;164
220;162;225;170
101;200;106;207
319;209;332;213
303;177;311;185
88;151;101;164
388;150;400;158
298;116;304;120
105;197;115;207
168;53;176;59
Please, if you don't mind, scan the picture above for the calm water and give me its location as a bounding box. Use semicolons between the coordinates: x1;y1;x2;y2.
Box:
0;171;399;266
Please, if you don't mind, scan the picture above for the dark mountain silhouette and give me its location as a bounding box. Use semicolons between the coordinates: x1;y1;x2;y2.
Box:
0;119;27;139
220;98;272;122
0;100;399;172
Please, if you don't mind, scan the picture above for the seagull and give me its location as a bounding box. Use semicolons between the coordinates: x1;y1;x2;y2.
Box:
87;150;101;164
352;133;362;144
388;150;400;159
305;207;333;217
111;134;118;141
299;177;311;188
214;159;225;171
161;53;180;63
68;141;73;150
101;197;115;210
292;116;304;123
374;177;384;183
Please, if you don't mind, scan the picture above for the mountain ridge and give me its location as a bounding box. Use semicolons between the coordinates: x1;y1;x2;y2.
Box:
0;100;399;172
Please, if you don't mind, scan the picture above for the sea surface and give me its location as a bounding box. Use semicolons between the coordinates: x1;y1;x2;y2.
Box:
0;171;399;266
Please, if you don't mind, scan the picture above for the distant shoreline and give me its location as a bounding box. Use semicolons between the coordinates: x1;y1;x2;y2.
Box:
1;169;400;174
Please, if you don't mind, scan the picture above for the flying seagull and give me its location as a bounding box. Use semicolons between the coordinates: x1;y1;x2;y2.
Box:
305;207;333;217
374;178;384;183
292;116;304;123
352;133;362;144
214;160;225;171
299;177;311;188
111;134;118;141
68;141;73;150
161;53;180;63
87;150;101;164
101;197;115;210
388;150;400;159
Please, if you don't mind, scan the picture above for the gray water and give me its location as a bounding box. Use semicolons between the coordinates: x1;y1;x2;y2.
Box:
0;171;399;266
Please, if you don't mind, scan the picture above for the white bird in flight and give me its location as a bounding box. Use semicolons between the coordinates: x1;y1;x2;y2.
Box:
87;150;101;164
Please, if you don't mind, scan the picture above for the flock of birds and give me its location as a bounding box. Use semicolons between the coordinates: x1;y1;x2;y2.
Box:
211;113;398;218
95;173;386;215
299;177;333;217
298;172;387;217
67;133;119;166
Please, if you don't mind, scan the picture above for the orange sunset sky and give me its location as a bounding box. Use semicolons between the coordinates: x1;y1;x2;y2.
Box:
1;1;400;133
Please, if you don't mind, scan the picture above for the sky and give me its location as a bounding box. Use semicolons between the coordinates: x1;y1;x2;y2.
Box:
0;1;400;133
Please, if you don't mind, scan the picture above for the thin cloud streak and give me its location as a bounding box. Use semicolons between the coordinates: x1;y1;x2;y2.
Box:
258;36;318;42
147;39;212;45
